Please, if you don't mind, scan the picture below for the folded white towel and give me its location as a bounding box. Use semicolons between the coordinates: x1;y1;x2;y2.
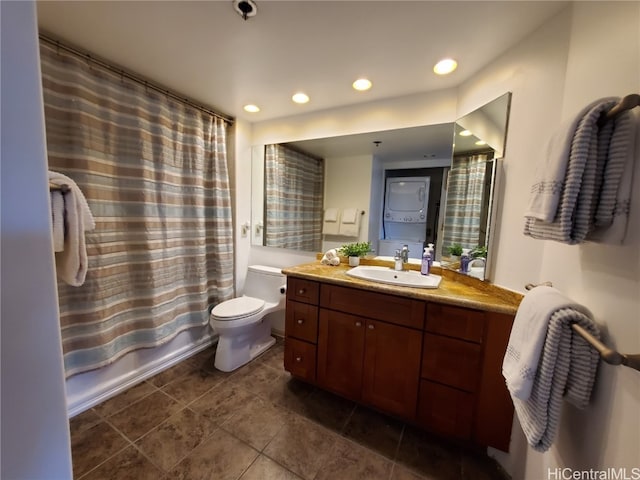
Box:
323;208;340;235
510;307;600;452
338;208;361;237
50;190;65;252
502;286;592;401
524;97;634;244
320;248;340;266
49;171;95;287
587;109;636;244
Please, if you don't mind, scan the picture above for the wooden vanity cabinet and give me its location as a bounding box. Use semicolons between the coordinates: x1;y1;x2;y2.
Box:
283;278;319;383
283;276;515;452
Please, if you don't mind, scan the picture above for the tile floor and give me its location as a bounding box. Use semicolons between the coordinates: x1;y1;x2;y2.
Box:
70;337;510;480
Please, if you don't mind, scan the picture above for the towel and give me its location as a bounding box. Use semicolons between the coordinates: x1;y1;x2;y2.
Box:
320;248;340;266
502;286;593;400
49;171;96;287
509;307;600;452
524;97;634;244
322;208;340;235
587;109;636;244
338;208;361;237
50;190;65;252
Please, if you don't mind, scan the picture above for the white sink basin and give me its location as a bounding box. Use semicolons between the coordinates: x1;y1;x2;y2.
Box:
345;265;442;289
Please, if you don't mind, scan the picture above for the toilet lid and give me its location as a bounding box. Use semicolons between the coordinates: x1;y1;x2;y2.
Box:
211;296;265;320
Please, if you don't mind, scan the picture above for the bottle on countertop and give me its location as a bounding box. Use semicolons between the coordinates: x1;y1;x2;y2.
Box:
421;248;431;276
460;248;471;274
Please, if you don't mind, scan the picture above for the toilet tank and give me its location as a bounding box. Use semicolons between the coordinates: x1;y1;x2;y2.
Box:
243;265;285;304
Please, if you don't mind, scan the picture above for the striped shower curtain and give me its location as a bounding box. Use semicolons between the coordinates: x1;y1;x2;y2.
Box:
39;41;234;377
264;144;324;251
442;154;489;253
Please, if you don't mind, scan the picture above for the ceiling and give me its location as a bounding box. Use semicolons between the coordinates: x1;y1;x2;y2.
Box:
36;1;568;123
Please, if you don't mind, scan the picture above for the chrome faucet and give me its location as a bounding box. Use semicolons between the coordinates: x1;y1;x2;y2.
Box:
401;245;410;269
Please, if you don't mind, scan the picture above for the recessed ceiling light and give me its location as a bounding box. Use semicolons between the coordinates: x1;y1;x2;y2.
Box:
243;104;260;113
433;58;458;75
352;78;372;91
459;130;473;137
292;92;310;104
475;140;487;146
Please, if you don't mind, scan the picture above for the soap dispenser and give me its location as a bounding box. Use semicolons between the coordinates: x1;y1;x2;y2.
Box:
460;248;471;274
427;243;435;266
421;248;431;276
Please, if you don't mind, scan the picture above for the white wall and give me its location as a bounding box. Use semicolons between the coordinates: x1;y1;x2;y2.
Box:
458;2;640;478
0;2;73;478
322;154;373;251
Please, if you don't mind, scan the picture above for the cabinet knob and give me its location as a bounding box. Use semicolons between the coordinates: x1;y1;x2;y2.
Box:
355;321;362;327
368;324;375;330
298;289;305;295
297;319;304;325
295;356;302;363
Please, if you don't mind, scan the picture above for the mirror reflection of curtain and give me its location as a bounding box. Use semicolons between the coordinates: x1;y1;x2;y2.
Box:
442;153;489;252
264;144;324;251
40;40;234;377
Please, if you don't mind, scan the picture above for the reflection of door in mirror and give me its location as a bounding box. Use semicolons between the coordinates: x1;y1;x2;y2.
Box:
262;144;324;252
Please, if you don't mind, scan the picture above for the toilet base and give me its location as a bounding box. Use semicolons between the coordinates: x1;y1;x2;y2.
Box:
213;319;276;372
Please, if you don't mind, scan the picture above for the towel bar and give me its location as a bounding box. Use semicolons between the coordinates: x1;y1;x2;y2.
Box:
49;182;70;193
525;282;640;372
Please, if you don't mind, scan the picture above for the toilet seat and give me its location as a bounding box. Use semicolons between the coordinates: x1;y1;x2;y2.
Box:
211;296;265;321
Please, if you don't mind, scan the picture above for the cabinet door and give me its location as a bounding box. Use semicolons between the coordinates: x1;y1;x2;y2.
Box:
284;337;317;382
417;380;474;440
361;320;422;419
317;309;365;400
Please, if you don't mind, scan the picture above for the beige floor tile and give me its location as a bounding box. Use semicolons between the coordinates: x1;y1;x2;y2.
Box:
240;454;302;480
231;362;285;397
314;436;394;480
135;408;217;471
391;464;429;480
396;426;462;480
80;445;163;480
263;414;338;480
69;409;102;435
108;390;182;442
71;421;129;478
161;367;227;404
189;381;255;425
168;429;259;480
255;342;285;371
288;388;355;433
147;360;198;388
343;405;404;459
92;381;156;417
263;373;315;411
221;396;290;451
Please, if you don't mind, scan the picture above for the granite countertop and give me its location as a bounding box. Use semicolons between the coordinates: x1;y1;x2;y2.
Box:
281;260;522;315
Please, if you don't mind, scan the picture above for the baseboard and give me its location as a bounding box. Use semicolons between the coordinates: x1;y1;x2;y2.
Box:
67;332;217;418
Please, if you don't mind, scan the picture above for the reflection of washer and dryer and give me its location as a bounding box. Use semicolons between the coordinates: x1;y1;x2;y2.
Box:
379;176;430;260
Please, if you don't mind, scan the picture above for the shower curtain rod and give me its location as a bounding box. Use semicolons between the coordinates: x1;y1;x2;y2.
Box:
39;33;235;125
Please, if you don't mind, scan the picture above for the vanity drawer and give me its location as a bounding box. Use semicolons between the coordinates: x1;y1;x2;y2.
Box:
417;380;474;440
287;278;320;305
284;337;316;382
319;284;425;330
285;300;319;343
426;303;485;343
422;333;482;392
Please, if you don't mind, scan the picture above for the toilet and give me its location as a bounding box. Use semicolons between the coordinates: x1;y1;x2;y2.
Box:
210;265;286;372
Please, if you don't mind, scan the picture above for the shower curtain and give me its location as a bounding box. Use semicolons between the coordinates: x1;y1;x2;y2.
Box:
442;153;489;252
39;41;234;377
264;144;324;251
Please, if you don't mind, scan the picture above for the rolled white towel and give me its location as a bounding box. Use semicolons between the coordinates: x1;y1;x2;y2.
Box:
325;248;338;260
321;255;331;265
329;257;340;266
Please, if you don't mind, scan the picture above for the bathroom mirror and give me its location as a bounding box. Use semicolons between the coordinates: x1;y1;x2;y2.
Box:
251;92;511;281
440;92;512;280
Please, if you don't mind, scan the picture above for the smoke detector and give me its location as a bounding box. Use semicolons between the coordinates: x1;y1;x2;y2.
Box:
233;0;257;20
